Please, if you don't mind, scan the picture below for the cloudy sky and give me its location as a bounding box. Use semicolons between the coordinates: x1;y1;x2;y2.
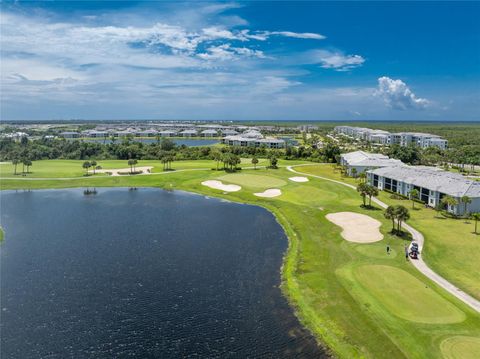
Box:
1;1;479;121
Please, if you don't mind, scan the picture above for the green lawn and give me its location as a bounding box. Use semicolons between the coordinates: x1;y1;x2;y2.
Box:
295;164;480;301
1;161;480;358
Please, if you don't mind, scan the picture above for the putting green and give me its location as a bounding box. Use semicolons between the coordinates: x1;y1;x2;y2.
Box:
354;265;465;324
217;173;287;189
440;336;480;359
354;244;397;259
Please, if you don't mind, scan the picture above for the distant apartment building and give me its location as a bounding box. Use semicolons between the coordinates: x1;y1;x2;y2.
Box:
59;131;80;138
222;130;285;149
200;129;219;137
367;166;480;215
340;151;404;175
334;126;448;150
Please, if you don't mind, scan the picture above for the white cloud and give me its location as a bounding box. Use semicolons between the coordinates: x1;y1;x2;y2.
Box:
197;44;265;60
310;50;365;71
375;76;430;110
265;31;326;40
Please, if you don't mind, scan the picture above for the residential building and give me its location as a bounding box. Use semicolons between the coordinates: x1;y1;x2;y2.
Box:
367;166;480;215
334;126;448;149
180;129;198;137
159;130;177;137
222;134;285;149
340;151;404;175
201;129;219;137
60;131;79;138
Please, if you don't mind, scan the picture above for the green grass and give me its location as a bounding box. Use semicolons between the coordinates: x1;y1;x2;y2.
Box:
352;265;465;324
440;336;480;359
217;173;287;189
296;164;480;302
1;161;480;358
0;227;4;241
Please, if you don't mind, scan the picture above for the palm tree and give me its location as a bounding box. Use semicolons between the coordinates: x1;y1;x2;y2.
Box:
90;160;97;174
472;213;480;234
357;183;368;207
127;159;135;173
384;206;397;233
161;156;168;171
351;168;357;179
409;189;419;209
359;172;367;183
24;159;32;173
366;185;379;207
211;150;222;170
82;161;91;175
12;158;19;175
395;205;410;232
441;195;458;213
460;195;472;216
252;156;259;169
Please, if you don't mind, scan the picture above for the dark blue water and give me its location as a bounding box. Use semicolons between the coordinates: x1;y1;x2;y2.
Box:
0;189;324;358
80;138;219;146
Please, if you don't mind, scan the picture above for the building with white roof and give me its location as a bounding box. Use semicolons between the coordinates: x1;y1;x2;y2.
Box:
340;151;404;176
159;130;177;137
367;166;480;215
201;129;219;137
180;129;198;137
222;134;285;149
334;126;448;149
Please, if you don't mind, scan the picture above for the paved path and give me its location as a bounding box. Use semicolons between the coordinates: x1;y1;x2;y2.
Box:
287;164;480;313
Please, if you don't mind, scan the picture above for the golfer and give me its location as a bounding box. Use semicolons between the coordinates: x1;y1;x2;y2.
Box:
386;245;390;255
405;244;409;260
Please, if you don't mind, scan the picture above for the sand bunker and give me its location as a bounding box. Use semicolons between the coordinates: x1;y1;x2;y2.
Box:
254;189;282;198
91;166;153;176
326;212;383;243
289;176;309;183
201;180;241;192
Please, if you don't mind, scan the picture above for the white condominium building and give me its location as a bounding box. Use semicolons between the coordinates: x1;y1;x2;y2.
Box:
334;126;448;150
340;151;404;175
367;166;480;215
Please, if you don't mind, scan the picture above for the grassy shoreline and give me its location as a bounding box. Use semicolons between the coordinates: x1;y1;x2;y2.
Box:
1;161;480;358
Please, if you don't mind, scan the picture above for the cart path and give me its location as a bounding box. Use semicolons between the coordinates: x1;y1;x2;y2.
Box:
287;164;480;313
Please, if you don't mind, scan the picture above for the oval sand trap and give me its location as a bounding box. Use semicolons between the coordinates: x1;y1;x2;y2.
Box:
217;174;286;189
441;336;480;359
326;212;383;243
289;176;309;183
201;180;241;192
254;189;282;198
354;265;465;324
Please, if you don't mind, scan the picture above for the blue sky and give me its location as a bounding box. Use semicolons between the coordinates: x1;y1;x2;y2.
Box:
1;1;479;121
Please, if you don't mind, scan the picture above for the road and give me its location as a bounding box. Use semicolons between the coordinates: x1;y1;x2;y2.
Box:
287;164;480;313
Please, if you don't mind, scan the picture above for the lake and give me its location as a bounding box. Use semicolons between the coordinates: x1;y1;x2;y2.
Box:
79;138;219;146
0;188;325;358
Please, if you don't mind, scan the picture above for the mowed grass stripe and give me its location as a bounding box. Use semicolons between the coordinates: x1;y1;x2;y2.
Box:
353;265;465;324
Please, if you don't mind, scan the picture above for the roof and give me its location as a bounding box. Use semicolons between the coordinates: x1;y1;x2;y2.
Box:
341;151;403;168
368;166;480;198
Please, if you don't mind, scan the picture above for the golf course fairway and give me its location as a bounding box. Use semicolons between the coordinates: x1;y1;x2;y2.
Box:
353;265;466;324
440;336;480;359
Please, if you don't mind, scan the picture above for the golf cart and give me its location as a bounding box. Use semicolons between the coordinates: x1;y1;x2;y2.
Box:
409;242;419;260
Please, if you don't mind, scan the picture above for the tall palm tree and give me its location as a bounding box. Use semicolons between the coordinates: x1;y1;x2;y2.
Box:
357;183;368;207
384;206;397;233
359;172;367;183
24;159;32;173
12;158;19;175
472;213;480;234
127;159;135;173
460;195;472;216
395;205;410;232
366;185;379;207
409;189;419;209
82;161;91;175
351;168;357;179
90;160;97;174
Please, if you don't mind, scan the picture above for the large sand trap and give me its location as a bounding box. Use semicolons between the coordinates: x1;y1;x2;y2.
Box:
326;212;383;243
289;176;309;183
91;166;153;176
201;180;241;192
254;189;282;198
